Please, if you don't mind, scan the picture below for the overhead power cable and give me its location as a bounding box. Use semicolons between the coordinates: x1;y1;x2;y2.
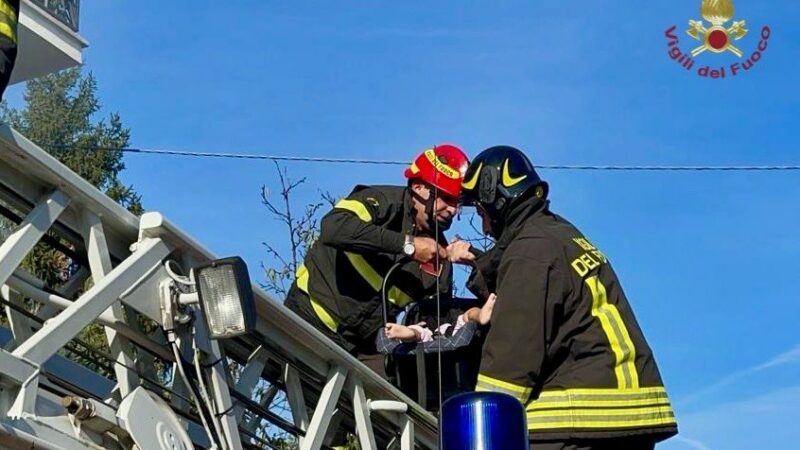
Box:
50;144;800;171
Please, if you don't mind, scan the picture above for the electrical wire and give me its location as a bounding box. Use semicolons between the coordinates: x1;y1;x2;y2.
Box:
165;260;195;286
192;335;229;450
43;144;800;172
434;186;443;415
169;334;221;450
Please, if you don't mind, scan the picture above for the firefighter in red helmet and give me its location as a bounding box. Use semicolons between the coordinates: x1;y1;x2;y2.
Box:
285;144;469;377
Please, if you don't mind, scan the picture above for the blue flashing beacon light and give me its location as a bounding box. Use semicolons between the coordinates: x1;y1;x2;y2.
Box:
440;392;528;450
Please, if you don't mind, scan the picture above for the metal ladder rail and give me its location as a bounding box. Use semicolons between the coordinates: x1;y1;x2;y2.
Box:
0;123;439;449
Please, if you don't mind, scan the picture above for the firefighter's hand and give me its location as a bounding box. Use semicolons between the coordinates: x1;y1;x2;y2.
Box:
413;237;447;263
447;239;475;265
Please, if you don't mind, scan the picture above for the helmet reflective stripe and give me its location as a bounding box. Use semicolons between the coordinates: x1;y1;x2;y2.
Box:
459;145;548;238
404;144;469;198
462;162;482;191
502;159;527;187
424;149;460;179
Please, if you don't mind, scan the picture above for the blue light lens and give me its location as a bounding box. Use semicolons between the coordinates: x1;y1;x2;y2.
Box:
440;392;528;450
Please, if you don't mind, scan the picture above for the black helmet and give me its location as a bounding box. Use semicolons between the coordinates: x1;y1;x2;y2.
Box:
461;145;548;235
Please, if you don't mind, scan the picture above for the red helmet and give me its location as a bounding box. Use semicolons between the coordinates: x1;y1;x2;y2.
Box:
404;144;469;198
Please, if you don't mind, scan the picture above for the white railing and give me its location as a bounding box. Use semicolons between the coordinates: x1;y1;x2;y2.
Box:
0;123;438;450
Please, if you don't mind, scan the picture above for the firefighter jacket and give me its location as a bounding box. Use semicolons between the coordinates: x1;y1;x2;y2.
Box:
293;185;452;350
475;196;678;442
0;0;18;101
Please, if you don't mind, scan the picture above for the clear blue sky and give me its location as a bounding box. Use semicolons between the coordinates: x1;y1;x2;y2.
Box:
11;1;800;448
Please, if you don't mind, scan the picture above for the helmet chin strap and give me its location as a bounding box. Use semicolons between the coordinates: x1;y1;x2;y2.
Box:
411;188;451;231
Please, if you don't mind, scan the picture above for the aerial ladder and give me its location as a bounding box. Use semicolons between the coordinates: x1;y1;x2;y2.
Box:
0;123;439;450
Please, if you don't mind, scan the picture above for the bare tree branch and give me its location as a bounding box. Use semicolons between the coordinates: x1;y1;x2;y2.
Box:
260;163;338;299
320;190;338;207
467;214;494;251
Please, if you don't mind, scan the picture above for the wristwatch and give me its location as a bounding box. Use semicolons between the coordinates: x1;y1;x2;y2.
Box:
403;234;416;257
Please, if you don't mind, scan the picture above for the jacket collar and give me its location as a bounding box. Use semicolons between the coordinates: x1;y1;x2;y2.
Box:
497;195;549;248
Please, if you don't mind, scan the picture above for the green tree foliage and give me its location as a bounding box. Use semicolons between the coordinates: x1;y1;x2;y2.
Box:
0;66;142;289
0;67;143;377
1;66;142;214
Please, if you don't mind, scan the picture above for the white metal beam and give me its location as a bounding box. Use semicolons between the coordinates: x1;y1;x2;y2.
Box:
34;266;90;322
0;348;37;383
6;272;115;324
0;190;70;288
400;416;414;450
299;365;347;450
233;346;270;421
284;364;310;438
351;380;377;450
82;210;139;399
12;238;171;365
1;285;34;350
243;384;278;435
207;339;243;450
322;409;344;447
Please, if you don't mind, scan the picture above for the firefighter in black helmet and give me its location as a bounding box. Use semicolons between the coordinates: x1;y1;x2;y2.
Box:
452;146;677;449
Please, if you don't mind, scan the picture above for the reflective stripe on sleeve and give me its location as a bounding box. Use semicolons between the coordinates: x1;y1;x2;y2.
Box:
296;264;338;332
344;252;413;307
334;199;373;222
475;374;532;403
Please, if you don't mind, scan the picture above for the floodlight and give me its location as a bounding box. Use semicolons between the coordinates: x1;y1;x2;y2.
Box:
193;257;256;339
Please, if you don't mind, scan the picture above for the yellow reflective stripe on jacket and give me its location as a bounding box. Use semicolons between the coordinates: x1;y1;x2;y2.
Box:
335;199;372;222
0;1;16;43
344;252;382;289
529;386;669;410
296;264;309;291
296;264;339;332
0;1;17;22
476;374;532;403
525;386;675;430
585;275;639;389
310;298;339;332
344;252;413;307
386;286;413;307
0;21;15;43
527;408;676;430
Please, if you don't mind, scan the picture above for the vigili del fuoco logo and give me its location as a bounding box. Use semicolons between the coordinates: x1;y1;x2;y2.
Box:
665;0;771;79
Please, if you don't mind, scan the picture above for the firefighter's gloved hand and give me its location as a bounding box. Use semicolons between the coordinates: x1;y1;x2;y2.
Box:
446;239;475;265
413;236;447;264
